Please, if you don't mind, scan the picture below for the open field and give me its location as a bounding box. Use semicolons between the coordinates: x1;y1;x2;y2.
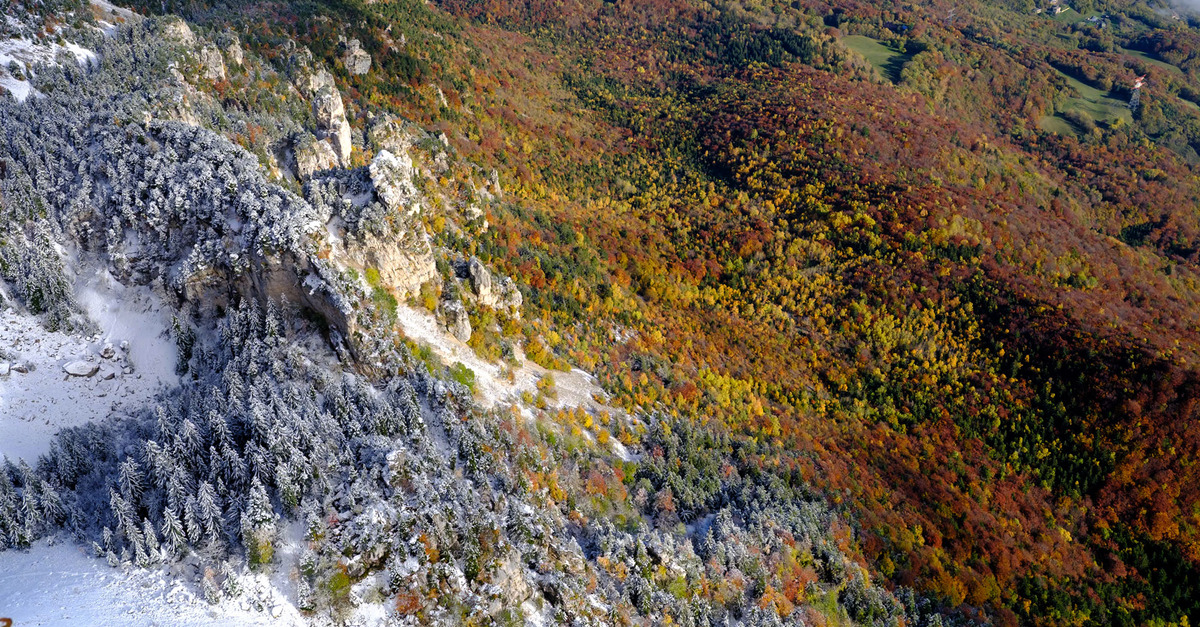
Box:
1118;46;1182;74
1043;68;1132;135
844;35;911;83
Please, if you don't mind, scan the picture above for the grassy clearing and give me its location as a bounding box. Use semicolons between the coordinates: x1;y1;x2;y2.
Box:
1052;68;1132;132
1051;7;1079;22
1117;46;1182;74
1050;8;1102;23
844;35;910;83
1038;114;1077;135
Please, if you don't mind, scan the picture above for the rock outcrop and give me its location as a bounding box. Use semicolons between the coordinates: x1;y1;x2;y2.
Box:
468;257;495;306
180;248;356;358
467;257;523;316
341;39;371;75
369;150;420;216
440;299;472;342
487;553;532;615
292;133;339;179
224;35;243;66
198;44;226;81
161;18;195;45
367;116;415;155
303;68;335;96
313;87;352;165
343;227;437;299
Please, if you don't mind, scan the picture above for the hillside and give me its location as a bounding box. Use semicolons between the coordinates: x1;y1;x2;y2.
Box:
1;0;1199;625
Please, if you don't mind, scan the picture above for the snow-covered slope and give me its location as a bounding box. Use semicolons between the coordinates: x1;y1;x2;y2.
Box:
0;35;96;102
0;274;177;463
0;540;302;627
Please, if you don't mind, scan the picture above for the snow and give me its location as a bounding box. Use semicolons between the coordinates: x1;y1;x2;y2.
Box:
91;0;138;25
0;274;178;463
611;438;638;463
521;599;551;627
0;72;32;101
76;268;180;386
0;540;303;626
0;26;97;101
393;304;611;414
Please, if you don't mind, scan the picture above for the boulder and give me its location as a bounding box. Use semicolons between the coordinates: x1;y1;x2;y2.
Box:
313;87;352;165
0;363;8;377
64;361;99;377
440;300;472;342
341;39;372;75
198;44;226;81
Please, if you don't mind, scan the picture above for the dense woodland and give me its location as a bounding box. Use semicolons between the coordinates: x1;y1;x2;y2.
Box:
4;0;1200;624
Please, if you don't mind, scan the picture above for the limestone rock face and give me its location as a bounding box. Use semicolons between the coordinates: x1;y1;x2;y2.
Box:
498;276;523;314
198;44;226;81
369;150;420;216
181;250;357;360
293;133;339;179
467;257;523;317
225;37;243;66
284;44;316;86
440;299;472;342
303;68;335;96
341;39;372;75
367;117;415;155
313;87;352;165
487;553;531;615
468;257;495;307
162;18;195;45
344;228;437;300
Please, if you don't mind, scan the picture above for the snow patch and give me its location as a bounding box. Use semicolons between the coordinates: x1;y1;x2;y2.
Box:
0;34;97;102
0;274;177;463
76;268;180;386
91;0;138;26
0;539;303;626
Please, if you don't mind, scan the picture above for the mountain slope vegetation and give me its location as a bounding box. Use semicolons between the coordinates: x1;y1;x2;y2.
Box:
3;0;1200;624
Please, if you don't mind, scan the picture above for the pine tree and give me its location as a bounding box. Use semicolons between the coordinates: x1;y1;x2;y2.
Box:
142;518;161;561
160;507;186;558
241;477;278;567
118;458;144;504
197;482;222;543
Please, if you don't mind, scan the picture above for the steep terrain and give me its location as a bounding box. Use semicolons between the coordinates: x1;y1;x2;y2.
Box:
0;1;916;625
2;0;1200;625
